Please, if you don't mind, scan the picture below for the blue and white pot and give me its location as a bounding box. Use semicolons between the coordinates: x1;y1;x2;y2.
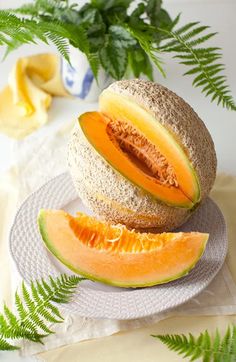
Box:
61;45;112;102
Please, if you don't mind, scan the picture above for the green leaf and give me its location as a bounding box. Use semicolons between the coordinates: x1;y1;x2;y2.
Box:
109;25;136;48
175;22;199;36
145;1;174;44
9;0;70;18
81;7;99;24
15;291;27;320
146;0;162;26
0;337;19;351
100;39;127;79
81;8;105;53
0;11;99;73
87;53;100;81
22;282;36;313
8;3;39;16
128;47;153;80
128;26;165;77
129;3;146;28
3;304;18;326
131;2;146;18
152;325;236;361
0;1;235;111
54;8;81;25
0;274;85;351
159;23;236;110
91;0;132;11
158;9;174;28
47;32;70;61
0;313;9;330
0;11;71;61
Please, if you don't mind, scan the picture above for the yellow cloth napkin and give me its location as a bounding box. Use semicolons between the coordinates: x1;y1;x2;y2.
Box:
0;54;68;139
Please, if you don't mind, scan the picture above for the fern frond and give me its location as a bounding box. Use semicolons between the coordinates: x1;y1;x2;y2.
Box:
2;11;99;77
64;23;100;80
22;281;36;313
159;22;236;110
46;32;69;61
0;274;85;351
0;11;93;64
87;52;100;81
15;292;27;319
8;0;69;16
8;4;40;17
3;304;18;326
0;337;19;351
0;3;234;110
127;26;166;77
152;324;236;361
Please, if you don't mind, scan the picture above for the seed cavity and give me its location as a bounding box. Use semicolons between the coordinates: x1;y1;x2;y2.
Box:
70;214;172;254
106;119;178;187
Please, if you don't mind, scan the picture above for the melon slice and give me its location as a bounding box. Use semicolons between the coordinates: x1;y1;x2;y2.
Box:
38;209;208;288
79;105;200;209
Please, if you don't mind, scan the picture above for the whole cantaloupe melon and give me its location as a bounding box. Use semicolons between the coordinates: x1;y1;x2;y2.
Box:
68;80;217;231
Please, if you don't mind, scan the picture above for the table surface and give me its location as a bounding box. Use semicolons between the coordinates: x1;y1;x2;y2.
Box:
0;0;235;361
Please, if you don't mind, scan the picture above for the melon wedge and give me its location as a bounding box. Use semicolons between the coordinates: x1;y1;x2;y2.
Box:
38;209;208;288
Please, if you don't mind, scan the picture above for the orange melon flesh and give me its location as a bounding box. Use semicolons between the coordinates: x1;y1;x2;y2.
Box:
99;90;200;207
38;209;208;288
79;111;197;208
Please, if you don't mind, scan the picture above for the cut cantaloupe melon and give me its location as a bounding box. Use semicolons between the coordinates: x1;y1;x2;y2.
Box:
68;80;217;231
38;209;208;288
79;111;199;208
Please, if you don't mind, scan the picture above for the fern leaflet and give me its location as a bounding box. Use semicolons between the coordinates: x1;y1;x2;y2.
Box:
158;22;236;111
0;274;85;350
152;325;236;361
127;26;166;77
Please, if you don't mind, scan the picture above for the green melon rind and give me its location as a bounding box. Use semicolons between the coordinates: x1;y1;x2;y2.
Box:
38;210;208;288
79;114;198;209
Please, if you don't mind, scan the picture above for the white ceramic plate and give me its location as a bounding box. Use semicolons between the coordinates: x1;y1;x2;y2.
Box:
10;173;227;320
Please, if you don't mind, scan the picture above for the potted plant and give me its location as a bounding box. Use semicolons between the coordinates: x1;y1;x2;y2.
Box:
0;0;235;108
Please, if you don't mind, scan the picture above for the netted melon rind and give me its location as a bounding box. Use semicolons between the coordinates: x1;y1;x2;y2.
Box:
68;123;191;231
107;80;217;200
68;80;217;230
